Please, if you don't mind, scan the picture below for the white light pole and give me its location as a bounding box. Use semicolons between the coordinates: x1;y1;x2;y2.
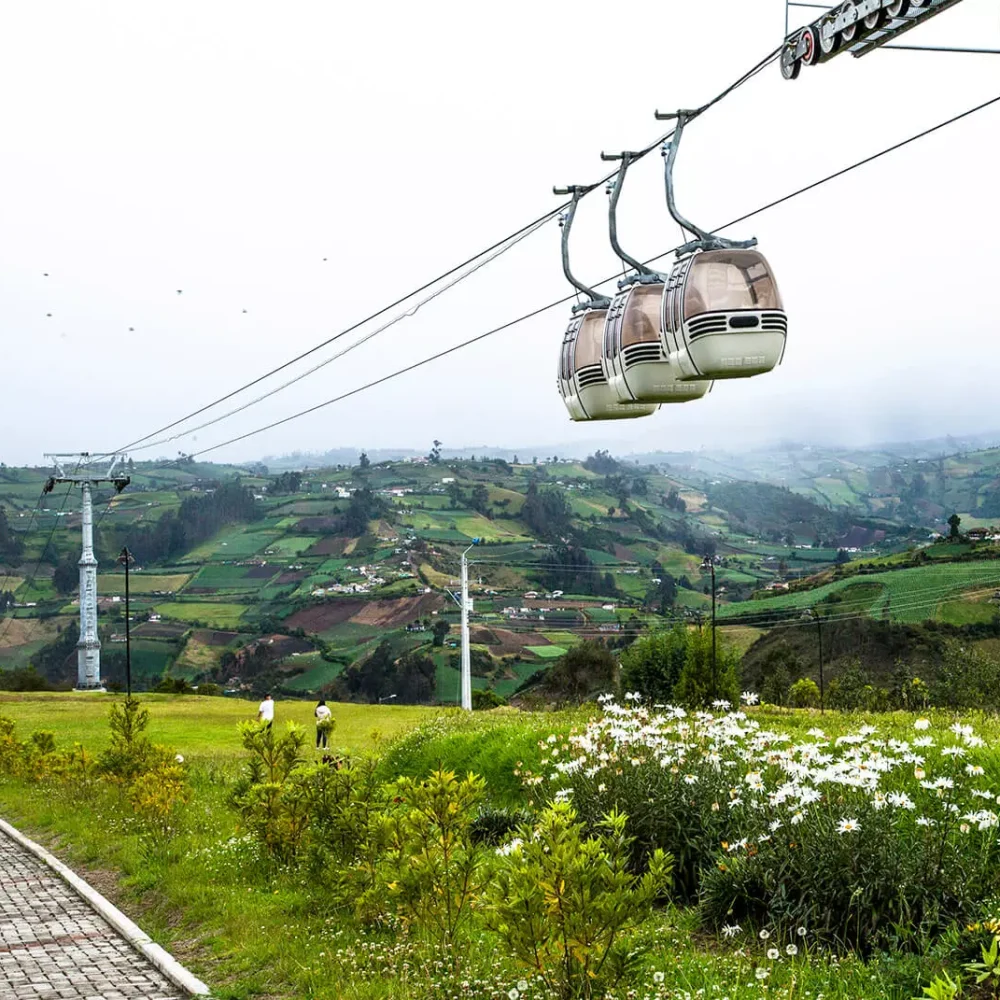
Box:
459;538;480;711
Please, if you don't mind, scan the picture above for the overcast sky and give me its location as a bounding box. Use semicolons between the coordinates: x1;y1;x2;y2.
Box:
2;1;999;468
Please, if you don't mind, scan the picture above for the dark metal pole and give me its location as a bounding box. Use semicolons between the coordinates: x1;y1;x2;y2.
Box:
710;561;717;701
120;547;132;699
816;612;824;714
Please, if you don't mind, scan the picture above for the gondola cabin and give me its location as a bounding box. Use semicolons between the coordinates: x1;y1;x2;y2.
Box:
559;306;658;421
661;249;786;381
601;282;712;404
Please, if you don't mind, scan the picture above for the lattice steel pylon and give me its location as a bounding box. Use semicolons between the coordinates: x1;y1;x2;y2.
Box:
43;453;130;690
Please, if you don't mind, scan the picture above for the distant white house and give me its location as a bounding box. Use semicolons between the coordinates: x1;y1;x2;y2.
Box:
441;477;456;484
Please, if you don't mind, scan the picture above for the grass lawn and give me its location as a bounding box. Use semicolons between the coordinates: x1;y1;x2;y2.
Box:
0;692;434;762
525;644;567;659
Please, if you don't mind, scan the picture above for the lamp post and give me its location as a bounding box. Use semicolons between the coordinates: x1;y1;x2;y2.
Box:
117;547;134;699
803;608;825;713
459;538;480;711
702;554;717;701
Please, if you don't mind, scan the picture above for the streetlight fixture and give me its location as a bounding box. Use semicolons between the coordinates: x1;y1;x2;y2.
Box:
378;693;397;704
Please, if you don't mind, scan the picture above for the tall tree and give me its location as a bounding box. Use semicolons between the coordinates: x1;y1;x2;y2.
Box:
948;513;962;539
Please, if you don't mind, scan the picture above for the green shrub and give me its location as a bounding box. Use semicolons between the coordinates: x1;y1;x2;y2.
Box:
386;769;489;949
230;721;308;859
696;729;1000;951
485;802;672;1000
470;805;533;846
533;700;1000;950
619;626;688;703
377;715;551;807
471;688;505;710
672;628;740;708
97;697;171;782
788;677;820;708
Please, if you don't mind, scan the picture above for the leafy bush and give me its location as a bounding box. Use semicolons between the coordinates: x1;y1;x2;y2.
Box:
827;660;890;712
619;626;688;703
97;697;172;781
0;665;54;691
486;802;672;999
230;721;309;859
469;805;533;846
529;700;1000;950
788;677;820;708
695;717;1000;951
471;688;505;710
386;769;489;949
673;628;740;708
129;762;189;837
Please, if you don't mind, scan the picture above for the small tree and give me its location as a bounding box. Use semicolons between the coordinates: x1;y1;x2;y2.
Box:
486;803;672;1000
431;619;450;647
788;677;820;708
97;698;169;781
948;513;962;539
387;769;488;951
619;626;688;703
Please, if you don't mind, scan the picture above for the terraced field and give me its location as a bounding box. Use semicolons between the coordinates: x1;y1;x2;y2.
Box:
720;559;1000;623
96;572;192;594
153;601;248;628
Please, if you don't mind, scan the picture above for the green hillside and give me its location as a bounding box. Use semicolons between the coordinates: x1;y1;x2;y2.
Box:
2;444;990;702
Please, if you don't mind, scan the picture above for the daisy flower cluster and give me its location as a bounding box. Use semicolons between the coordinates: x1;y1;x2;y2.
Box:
524;700;1000;946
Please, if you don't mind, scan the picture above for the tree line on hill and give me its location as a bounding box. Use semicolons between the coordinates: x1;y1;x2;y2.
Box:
100;479;261;568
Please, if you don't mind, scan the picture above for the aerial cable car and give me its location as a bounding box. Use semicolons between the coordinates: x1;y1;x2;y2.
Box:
598;150;711;406
653;109;787;381
553;185;657;422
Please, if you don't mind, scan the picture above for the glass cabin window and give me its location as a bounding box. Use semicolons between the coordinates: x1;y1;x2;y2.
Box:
684;251;782;316
560;335;574;381
620;285;663;346
574;312;606;370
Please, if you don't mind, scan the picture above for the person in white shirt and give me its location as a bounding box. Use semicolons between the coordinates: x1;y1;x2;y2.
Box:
257;693;275;729
315;699;332;748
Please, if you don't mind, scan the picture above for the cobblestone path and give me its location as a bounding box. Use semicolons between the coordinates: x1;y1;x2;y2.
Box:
0;827;186;999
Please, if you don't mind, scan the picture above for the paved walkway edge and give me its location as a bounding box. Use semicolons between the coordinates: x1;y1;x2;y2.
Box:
0;817;211;996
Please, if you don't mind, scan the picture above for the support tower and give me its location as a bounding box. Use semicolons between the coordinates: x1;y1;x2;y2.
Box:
43;454;130;690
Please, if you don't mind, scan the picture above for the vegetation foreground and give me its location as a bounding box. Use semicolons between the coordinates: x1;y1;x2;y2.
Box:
5;694;1000;998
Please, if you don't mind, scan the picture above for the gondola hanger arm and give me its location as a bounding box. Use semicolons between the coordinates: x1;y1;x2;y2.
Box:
654;108;758;256
599;151;663;286
554;185;611;312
